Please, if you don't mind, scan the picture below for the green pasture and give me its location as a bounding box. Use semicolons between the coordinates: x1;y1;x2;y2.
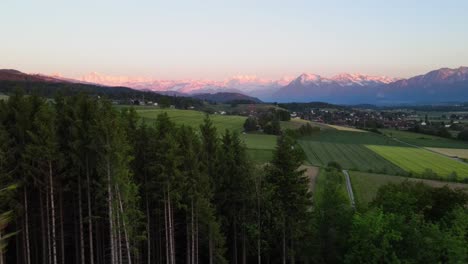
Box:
301;130;402;146
349;171;468;207
136;108;246;132
367;145;468;179
298;141;405;174
380;129;468;149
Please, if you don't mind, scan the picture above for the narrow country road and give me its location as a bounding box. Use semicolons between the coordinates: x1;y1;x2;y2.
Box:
342;170;356;209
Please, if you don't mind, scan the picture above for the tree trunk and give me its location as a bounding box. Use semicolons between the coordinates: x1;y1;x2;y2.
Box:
116;207;122;264
242;222;246;264
145;176;151;264
86;157;95;264
0;231;2;264
46;186;51;264
209;225;213;264
23;188;31;264
186;214;190;264
233;220;238;264
117;186;132;264
59;189;65;264
107;157;116;264
195;208;199;264
191;200;195;264
168;192;175;264
49;161;58;264
164;192;169;264
78;175;85;264
282;223;286;264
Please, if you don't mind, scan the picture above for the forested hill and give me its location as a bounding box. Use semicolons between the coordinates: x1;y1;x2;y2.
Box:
0;69;204;108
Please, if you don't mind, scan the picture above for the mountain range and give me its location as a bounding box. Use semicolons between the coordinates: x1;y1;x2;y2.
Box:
1;67;468;105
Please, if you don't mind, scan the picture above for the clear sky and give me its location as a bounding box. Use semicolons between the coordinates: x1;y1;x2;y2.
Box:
1;0;468;80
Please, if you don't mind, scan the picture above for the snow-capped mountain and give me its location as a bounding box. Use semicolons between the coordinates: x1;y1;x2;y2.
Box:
9;67;466;104
272;73;397;103
375;67;468;104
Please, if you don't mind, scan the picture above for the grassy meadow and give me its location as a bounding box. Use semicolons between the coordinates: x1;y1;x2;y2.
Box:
349;171;468;206
298;141;405;174
367;145;468;179
426;147;468;160
301;130;402;146
129;107;282;163
380;129;468;149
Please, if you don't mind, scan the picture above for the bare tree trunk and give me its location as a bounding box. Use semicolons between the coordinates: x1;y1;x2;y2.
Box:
290;236;295;264
78;175;85;264
86;157;95;264
164;192;169;264
24;188;31;264
40;192;47;264
168;193;175;264
191;200;195;264
60;189;65;264
117;186;132;264
107;157;116;264
145;175;151;264
233;220;238;264
209;225;213;264
49;161;58;264
186;214;190;264
242;221;246;264
47;186;51;264
0;231;3;264
282;223;286;264
116;208;122;264
195;208;199;264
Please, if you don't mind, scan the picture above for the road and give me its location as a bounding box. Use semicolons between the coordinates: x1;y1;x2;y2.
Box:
342;170;356;209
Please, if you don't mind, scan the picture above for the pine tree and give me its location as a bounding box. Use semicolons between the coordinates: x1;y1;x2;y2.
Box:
265;135;311;263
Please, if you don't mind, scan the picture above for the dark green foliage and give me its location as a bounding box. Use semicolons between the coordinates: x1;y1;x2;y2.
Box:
345;182;468;263
243;116;259;132
458;129;468;141
263;118;281;135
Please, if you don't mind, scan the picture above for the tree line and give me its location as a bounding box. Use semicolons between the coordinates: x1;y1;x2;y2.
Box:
1;91;467;264
0;92;312;264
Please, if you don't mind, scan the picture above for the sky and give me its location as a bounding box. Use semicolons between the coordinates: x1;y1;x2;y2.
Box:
1;0;468;80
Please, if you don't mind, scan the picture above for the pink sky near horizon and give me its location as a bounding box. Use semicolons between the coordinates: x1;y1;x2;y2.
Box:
1;0;467;81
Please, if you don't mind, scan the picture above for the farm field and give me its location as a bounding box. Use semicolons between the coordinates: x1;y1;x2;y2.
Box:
131;107;285;163
298;141;405;174
380;129;468;149
301;130;402;146
326;124;367;132
426;147;468;160
281;118;316;130
367;145;468;179
136;108;246;132
0;94;8;100
349;171;468;206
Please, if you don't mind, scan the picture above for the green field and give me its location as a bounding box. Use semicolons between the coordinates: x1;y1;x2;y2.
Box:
367;145;468;179
301;130;403;146
0;94;9;101
349;171;468;206
136;108;246;132
130;107;283;163
280;118;325;130
298;141;405;174
380;129;468;149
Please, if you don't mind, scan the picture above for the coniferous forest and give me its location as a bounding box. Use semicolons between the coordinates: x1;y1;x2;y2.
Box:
0;92;467;264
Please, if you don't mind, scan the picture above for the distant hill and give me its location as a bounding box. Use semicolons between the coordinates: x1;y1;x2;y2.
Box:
192;92;262;103
0;69;204;108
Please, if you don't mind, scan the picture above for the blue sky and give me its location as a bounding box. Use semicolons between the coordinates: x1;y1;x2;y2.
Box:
1;0;467;80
